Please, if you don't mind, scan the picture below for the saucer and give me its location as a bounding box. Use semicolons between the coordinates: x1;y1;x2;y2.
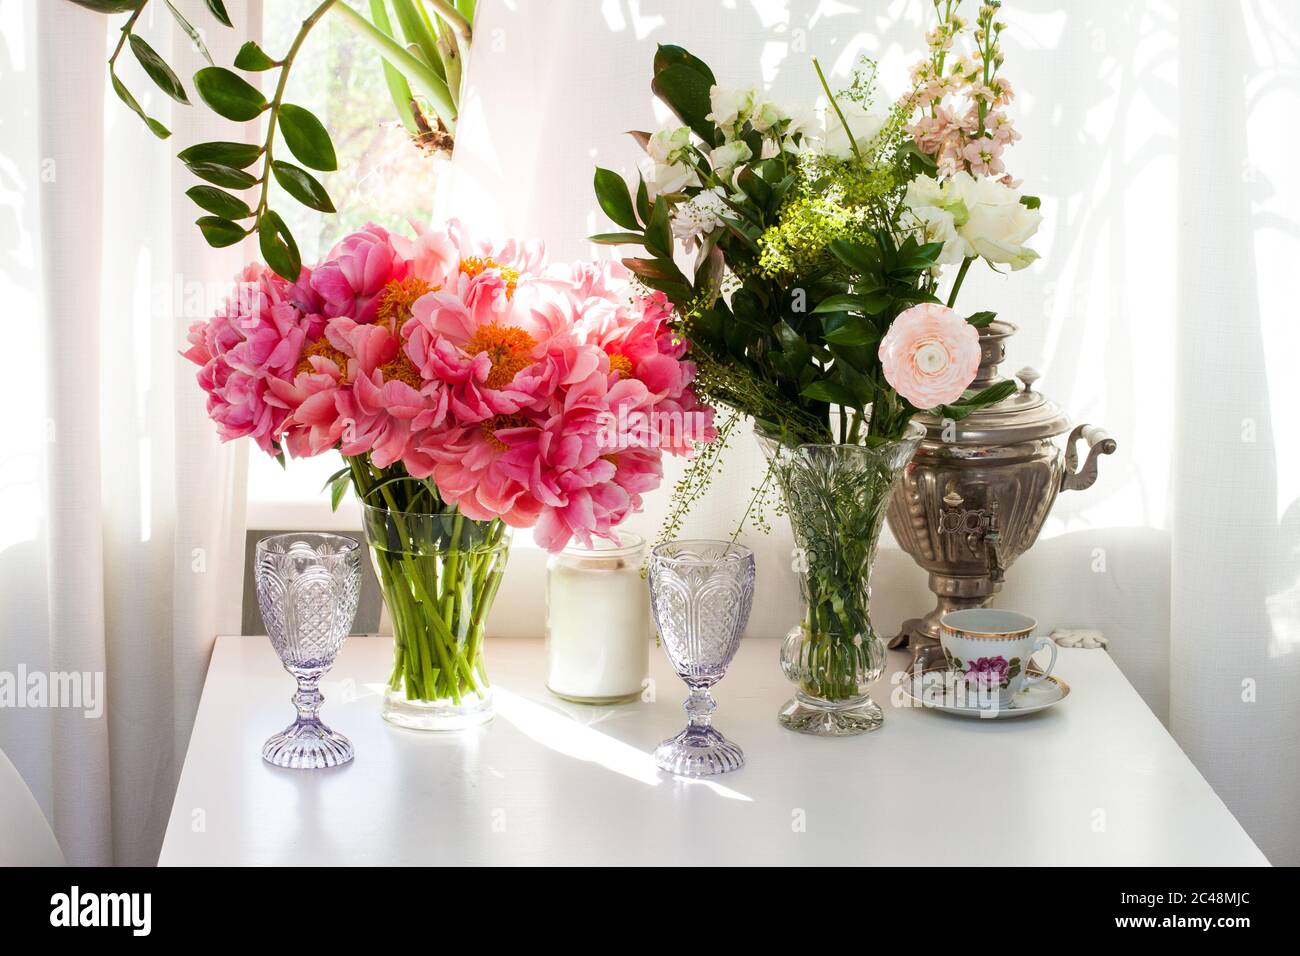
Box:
897;666;1070;719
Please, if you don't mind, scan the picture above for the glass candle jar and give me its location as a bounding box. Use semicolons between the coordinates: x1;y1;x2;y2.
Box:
546;534;651;704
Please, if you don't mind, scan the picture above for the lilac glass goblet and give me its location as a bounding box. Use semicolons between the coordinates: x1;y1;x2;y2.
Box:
255;533;361;769
648;540;756;776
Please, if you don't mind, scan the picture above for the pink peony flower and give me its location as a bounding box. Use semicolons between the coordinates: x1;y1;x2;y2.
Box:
310;224;407;324
878;303;981;409
183;220;717;552
182;264;320;454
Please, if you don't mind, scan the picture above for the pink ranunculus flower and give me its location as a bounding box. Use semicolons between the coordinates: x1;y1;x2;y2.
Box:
878;303;981;409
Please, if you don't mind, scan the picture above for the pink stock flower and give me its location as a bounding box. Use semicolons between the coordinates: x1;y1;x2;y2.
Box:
878;303;981;409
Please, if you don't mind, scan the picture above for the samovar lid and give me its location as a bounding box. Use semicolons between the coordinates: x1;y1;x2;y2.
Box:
912;321;1073;444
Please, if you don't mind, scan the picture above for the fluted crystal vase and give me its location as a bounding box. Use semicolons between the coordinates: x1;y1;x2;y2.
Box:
361;503;510;731
761;426;923;736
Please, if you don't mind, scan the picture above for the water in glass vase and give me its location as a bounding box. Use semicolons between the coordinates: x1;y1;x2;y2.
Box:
761;426;923;736
360;503;510;731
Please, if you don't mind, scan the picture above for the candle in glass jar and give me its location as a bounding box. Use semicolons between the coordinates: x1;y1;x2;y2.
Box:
546;534;650;703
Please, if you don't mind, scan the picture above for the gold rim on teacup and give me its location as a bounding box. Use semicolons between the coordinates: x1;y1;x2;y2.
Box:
939;608;1036;640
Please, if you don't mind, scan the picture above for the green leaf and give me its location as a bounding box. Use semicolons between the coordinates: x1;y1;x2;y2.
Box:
164;0;213;66
271;160;335;213
635;175;651;226
67;1;143;11
593;168;639;231
812;293;866;315
370;0;419;134
1020;195;1041;210
644;196;672;258
110;73;170;139
828;239;880;278
328;471;352;511
653;44;716;85
823;323;880;347
621;257;692;300
233;40;278;71
185;161;257;189
196;216;246;248
937;379;1018;418
651;62;718;146
129;33;189;104
258;209;301;281
967;310;997;328
186;185;252;219
737;165;773;208
277;104;337;171
588;232;645;245
205;0;232;27
177;140;261;168
801;380;857;406
194;67;266;121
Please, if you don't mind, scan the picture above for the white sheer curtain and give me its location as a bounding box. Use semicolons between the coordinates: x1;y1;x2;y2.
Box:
0;0;258;865
448;0;1300;863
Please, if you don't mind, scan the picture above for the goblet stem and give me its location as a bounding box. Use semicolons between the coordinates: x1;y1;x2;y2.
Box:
683;684;717;730
292;673;324;723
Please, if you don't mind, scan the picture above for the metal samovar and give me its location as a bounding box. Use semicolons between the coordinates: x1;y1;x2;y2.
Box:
886;321;1116;665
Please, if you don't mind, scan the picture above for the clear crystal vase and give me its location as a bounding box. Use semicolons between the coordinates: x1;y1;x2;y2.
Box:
360;503;510;731
761;426;923;736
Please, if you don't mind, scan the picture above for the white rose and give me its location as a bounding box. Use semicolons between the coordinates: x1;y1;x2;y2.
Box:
706;85;756;135
951;174;1041;270
709;140;753;177
749;99;787;133
640;157;700;200
910;205;971;265
817;100;886;160
647;126;693;165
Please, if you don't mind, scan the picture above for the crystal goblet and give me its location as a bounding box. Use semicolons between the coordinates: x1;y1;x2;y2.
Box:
648;539;755;776
255;533;362;769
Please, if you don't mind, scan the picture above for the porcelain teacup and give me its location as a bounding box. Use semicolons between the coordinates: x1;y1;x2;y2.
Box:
939;609;1057;709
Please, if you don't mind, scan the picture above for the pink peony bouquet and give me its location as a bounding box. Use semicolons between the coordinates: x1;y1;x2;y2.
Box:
183;219;714;552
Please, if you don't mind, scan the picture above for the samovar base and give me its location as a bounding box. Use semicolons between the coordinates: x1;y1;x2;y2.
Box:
889;578;1002;667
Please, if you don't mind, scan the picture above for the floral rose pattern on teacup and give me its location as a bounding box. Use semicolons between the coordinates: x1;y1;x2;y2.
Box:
943;651;1022;690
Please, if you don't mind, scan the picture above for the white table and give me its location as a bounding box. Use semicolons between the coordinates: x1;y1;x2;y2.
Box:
159;636;1267;866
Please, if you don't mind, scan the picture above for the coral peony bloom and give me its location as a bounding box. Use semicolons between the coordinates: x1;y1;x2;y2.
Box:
310;224;407;324
878;303;981;409
182;264;321;454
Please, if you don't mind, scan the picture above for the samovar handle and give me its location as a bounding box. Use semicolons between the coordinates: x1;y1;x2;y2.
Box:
1061;424;1117;492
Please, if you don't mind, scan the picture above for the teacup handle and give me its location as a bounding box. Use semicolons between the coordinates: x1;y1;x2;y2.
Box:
1023;636;1057;688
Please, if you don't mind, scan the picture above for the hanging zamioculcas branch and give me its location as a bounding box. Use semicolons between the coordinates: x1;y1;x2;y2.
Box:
66;0;476;279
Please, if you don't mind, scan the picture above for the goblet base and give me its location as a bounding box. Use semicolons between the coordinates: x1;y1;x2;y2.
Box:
778;692;884;736
382;685;494;731
654;725;745;776
262;719;354;769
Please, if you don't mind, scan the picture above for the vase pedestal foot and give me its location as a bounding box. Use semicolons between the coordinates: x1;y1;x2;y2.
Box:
778;693;884;736
654;725;744;776
262;719;354;769
381;685;494;731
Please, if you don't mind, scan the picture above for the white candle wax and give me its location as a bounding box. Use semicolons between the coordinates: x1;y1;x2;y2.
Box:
546;536;650;703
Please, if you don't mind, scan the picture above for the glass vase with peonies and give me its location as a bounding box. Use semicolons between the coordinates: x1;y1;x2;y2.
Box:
183;220;714;730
